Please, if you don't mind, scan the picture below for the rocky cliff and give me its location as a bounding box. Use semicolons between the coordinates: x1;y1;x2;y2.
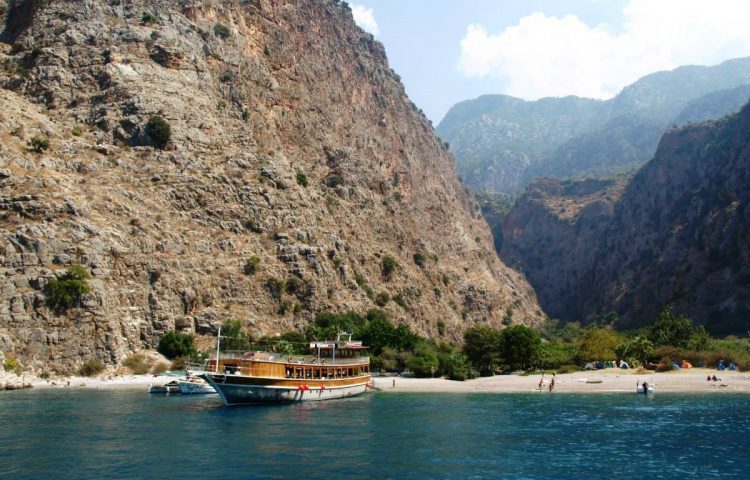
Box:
438;58;750;195
501;103;750;334
0;0;543;374
501;177;626;322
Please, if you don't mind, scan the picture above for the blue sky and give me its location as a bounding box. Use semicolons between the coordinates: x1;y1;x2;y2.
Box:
350;0;750;124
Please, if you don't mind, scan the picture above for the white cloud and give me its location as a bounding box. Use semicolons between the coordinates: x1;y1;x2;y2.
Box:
459;0;750;100
351;4;379;36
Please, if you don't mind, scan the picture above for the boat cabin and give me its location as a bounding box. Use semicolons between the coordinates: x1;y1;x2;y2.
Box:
207;332;370;381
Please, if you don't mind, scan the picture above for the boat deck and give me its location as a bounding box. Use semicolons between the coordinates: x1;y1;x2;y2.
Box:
215;351;370;367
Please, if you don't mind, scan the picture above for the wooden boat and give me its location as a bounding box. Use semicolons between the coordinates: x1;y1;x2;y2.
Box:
200;332;371;406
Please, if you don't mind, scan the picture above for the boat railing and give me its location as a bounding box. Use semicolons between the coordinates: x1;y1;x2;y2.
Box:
185;361;211;373
213;351;370;366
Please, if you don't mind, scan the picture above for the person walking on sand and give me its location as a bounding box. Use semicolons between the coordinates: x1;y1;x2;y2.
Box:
392;378;396;388
549;377;555;392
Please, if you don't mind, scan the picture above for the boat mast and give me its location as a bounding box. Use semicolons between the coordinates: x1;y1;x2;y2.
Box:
214;326;222;373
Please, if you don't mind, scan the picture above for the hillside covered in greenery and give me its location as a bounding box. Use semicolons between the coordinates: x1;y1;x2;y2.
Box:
438;57;750;195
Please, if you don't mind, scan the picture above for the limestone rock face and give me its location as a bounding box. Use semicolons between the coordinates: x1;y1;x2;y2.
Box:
502;104;750;334
0;0;542;373
501;177;626;321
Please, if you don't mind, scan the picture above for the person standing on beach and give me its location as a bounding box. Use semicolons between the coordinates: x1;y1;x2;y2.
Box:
393;378;396;388
549;377;555;392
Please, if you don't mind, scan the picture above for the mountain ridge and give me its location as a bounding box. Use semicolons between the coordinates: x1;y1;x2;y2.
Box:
439;57;750;194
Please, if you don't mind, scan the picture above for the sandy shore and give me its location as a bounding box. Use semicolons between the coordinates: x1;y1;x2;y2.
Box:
16;368;750;394
372;368;750;394
30;374;178;390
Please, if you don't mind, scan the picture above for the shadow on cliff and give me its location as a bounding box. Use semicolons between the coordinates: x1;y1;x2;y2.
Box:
2;0;48;44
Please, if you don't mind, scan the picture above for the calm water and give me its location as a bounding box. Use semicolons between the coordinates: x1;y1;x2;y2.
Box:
1;389;749;479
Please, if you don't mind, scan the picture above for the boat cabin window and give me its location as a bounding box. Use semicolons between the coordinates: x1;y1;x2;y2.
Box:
295;367;303;379
305;368;312;379
313;368;320;379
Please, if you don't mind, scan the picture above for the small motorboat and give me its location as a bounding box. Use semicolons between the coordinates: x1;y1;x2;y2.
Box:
148;379;180;394
177;374;216;395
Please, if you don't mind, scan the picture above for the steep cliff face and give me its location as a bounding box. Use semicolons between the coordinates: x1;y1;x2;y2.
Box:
0;0;543;373
502;104;750;333
501;178;626;321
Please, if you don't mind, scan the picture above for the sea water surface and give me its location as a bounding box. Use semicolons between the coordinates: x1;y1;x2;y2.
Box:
1;389;749;479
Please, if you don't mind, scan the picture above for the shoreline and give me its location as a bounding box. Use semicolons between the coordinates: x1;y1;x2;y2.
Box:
29;373;179;390
9;367;748;394
372;368;750;394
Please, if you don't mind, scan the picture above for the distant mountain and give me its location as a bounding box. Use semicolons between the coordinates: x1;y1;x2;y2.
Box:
438;95;603;193
501;102;750;334
531;113;661;182
439;57;750;194
672;84;750;125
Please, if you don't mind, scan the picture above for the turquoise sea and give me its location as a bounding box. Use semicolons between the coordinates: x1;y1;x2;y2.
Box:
1;389;749;479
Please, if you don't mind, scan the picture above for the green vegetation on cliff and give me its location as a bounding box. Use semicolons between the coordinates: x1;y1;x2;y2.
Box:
145;115;171;149
157;331;196;359
46;265;91;312
220;319;251;352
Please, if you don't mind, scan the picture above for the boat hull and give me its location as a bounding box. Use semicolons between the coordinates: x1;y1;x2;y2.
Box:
201;373;370;405
148;381;180;394
177;380;217;395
